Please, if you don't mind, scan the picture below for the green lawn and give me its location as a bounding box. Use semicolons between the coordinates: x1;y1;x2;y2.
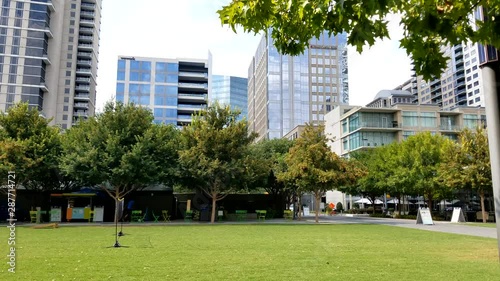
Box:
1;224;499;280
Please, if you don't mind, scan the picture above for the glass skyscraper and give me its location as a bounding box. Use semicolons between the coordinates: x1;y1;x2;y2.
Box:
0;0;102;129
248;30;348;141
115;54;211;126
211;75;248;120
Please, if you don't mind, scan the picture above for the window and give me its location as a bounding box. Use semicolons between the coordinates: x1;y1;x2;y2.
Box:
402;111;418;127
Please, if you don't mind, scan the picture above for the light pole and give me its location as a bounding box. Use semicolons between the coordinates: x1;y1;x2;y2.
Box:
480;43;500;259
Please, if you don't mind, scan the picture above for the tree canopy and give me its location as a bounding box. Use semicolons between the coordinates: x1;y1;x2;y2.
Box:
218;0;500;80
440;127;491;222
0;103;62;192
59;102;179;221
280;124;361;222
178;102;256;223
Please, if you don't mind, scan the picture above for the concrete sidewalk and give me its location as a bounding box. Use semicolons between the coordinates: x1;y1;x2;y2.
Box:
312;215;498;239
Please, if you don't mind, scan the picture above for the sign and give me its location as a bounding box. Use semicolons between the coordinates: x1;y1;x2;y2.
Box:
93;207;104;222
416;208;434;225
303;207;310;216
50;207;61;222
450;207;466;223
320;203;325;210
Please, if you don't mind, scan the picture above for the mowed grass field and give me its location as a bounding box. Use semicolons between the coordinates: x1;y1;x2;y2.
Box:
1;224;499;281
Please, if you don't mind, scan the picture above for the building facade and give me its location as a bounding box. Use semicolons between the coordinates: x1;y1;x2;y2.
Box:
248;30;348;142
211;75;247;120
326;102;486;157
115;55;211;126
412;42;485;110
0;0;102;129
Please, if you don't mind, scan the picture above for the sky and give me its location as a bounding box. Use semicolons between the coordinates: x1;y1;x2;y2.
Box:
96;0;413;111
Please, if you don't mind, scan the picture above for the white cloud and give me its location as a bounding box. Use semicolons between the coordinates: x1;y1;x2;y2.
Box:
96;1;411;111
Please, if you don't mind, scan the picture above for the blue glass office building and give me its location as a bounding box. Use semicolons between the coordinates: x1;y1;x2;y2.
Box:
116;55;211;126
248;30;348;141
211;75;248;120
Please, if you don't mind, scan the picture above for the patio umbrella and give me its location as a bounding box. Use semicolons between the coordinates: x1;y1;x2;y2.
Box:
387;199;413;204
414;201;427;205
355;198;372;204
374;199;384;204
438;200;452;206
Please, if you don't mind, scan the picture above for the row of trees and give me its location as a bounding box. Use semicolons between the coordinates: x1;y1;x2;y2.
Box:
1;102;491;223
343;129;492;222
0;102;359;223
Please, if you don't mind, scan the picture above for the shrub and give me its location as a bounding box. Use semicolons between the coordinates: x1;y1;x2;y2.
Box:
369;213;386;218
336;202;343;212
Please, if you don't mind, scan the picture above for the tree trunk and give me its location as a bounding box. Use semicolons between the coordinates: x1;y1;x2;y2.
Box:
480;190;487;223
114;198;119;224
211;195;217;223
397;193;402;216
297;193;302;220
315;192;321;223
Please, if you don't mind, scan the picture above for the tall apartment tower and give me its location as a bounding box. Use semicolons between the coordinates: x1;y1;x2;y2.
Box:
412;42;484;110
115;55;211;126
248;30;348;141
0;0;102;129
211;75;248;120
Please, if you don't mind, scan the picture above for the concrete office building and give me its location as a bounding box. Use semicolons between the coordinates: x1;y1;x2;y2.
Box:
211;75;247;120
248;30;349;142
115;55;211;126
0;0;102;129
325;92;486;157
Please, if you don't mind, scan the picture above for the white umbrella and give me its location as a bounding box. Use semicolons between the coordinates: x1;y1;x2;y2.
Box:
438;200;452;206
355;198;372;204
387;199;413;204
414;201;427;205
374;199;384;204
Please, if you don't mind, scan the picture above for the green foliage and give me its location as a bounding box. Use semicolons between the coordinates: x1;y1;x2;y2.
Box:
336;202;343;212
59;102;176;202
440;127;491;222
218;0;500;80
280;124;362;222
178;102;256;222
0;103;63;191
247;138;294;196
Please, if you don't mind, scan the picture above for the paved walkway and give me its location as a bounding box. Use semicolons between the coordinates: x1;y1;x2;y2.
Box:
305;215;499;239
16;215;499;239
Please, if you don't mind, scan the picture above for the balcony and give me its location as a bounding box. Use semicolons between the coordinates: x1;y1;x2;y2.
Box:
81;2;95;9
79;18;95;27
76;77;91;83
178;82;208;92
177;93;207;102
74;94;90;100
177;115;192;122
79;27;94;35
40;82;49;92
77;52;92;58
76;68;92;75
75;85;90;92
78;43;94;51
74;103;89;109
78;35;93;42
44;27;53;38
80;11;95;17
77;60;92;66
73;111;89;118
42;54;51;65
440;125;461;131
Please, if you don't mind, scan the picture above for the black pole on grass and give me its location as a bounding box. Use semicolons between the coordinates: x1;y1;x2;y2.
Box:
114;198;125;247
